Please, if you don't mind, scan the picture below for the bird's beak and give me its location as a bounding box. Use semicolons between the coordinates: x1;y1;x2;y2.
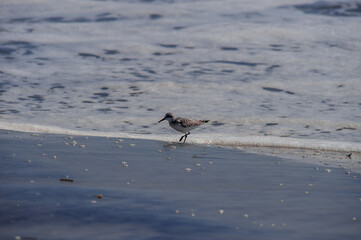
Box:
158;117;166;123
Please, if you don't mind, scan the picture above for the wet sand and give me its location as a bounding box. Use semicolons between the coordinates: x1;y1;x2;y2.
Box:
0;130;360;240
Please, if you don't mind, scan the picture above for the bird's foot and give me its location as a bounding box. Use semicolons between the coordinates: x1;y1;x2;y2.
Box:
179;132;190;143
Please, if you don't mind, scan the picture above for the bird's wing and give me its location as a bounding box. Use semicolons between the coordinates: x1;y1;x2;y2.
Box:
176;117;202;127
175;118;187;127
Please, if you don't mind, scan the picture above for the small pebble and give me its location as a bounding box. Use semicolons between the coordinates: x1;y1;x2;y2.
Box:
79;145;85;149
218;209;224;215
121;162;128;167
175;210;180;214
324;169;332;173
308;184;313;187
314;167;318;171
352;217;357;221
304;191;309;194
167;157;171;160
279;183;283;187
53;156;57;159
158;150;162;153
90;200;97;204
170;146;176;149
209;161;213;165
60;178;74;183
95;194;103;199
280;200;284;203
130;144;135;147
243;213;249;218
185;168;192;172
195;163;201;167
116;145;122;148
84;169;88;172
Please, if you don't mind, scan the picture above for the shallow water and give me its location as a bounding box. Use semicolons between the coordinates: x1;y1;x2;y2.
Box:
1;131;360;240
0;0;360;150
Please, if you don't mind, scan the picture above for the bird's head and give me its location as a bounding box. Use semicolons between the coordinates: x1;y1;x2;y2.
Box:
158;112;175;123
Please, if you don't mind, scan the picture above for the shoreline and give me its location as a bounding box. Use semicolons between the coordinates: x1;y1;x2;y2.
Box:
0;130;360;239
1;123;360;173
1;122;361;152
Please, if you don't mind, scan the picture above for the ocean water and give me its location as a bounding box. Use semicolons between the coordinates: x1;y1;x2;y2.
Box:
0;0;361;152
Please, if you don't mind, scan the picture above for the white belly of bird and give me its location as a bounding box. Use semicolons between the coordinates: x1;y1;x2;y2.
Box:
170;123;198;133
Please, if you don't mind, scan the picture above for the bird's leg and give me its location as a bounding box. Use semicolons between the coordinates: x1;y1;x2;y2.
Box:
183;133;188;143
179;132;190;143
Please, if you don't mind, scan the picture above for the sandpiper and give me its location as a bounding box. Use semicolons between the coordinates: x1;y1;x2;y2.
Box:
158;112;209;143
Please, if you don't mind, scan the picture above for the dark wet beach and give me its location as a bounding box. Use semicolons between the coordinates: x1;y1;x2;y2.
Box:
0;130;360;239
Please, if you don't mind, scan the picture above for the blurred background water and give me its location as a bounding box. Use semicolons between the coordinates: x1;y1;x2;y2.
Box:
0;0;360;145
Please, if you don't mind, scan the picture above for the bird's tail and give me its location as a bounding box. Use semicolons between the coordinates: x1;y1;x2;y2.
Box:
202;120;209;124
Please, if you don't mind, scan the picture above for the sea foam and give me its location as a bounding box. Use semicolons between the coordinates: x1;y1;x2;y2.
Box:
1;121;360;153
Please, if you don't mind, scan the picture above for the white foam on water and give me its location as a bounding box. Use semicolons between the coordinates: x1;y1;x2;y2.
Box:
1;121;360;153
200;135;361;153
